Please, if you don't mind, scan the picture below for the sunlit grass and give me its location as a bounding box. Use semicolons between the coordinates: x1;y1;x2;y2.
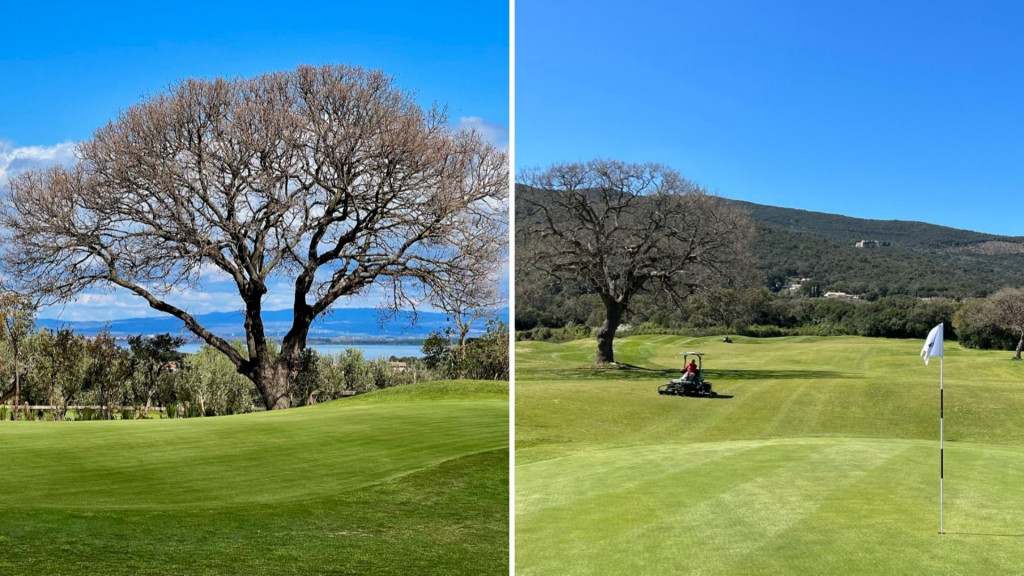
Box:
0;380;509;575
516;335;1024;575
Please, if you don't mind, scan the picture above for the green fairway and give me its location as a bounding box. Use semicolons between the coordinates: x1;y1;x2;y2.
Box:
516;336;1024;575
0;380;508;575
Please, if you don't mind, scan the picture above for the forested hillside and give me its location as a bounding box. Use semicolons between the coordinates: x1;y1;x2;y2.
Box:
733;200;1005;249
738;200;1024;299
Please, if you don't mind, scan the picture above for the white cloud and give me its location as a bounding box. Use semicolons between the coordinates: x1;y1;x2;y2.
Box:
38;282;247;322
36;270;407;322
38;267;511;321
40;293;159;322
457;116;508;150
263;279;397;312
197;262;235;283
0;140;79;187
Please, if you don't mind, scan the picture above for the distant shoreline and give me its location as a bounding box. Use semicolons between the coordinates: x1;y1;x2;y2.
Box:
113;336;426;347
175;341;426;359
305;337;425;346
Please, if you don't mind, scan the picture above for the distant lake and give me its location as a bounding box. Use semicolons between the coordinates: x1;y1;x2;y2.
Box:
176;342;424;359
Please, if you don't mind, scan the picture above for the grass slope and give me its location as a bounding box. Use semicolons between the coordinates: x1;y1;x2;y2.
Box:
516;336;1024;575
0;380;508;575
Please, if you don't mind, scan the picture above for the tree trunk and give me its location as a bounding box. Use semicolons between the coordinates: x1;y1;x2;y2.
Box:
143;369;156;418
251;304;314;411
253;360;293;411
1015;332;1023;360
234;296;312;411
595;299;625;364
13;355;19;421
457;324;471;378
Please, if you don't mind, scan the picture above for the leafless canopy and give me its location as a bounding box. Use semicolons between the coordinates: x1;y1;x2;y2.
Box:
1;64;508;409
517;160;750;363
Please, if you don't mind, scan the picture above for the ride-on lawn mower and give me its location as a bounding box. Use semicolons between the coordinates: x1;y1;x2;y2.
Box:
658;351;717;397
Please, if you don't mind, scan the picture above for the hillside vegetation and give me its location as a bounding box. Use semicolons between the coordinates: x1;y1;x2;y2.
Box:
737;199;1024;299
733;200;1004;250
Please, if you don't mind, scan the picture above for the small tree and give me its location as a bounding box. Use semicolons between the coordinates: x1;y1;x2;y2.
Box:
422;328;459;377
985;287;1024;359
181;343;258;416
427;263;503;363
128;333;185;417
290;348;322;406
28;328;79;419
0;293;36;420
83;330;132;420
48;328;88;420
953;298;1017;351
518;160;751;364
463;319;509;380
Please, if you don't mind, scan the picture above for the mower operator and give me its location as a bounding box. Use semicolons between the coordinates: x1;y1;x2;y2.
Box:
682;359;698;382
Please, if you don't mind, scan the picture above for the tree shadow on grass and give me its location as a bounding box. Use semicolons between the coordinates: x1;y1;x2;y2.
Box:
947;532;1024;538
612;364;682;379
707;369;853;381
529;364;679;382
537;363;851;383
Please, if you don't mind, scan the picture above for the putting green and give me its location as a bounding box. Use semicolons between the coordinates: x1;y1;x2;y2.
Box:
0;380;508;575
516;336;1024;575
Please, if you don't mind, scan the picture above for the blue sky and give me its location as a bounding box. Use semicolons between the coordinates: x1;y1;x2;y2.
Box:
1;0;508;320
516;0;1023;237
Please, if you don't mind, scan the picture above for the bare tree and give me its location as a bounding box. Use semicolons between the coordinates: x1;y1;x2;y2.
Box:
429;265;503;358
517;160;751;364
1;64;507;410
986;287;1024;359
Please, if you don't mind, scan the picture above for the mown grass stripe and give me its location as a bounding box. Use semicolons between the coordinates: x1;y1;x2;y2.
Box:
516;442;764;516
518;439;908;575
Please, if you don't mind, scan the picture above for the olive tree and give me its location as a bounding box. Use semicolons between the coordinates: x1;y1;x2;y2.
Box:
1;64;507;410
82;330;132;420
30;327;87;420
517;160;751;364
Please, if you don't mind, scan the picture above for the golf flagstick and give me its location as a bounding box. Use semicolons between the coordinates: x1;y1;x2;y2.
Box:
939;355;944;535
921;322;944;535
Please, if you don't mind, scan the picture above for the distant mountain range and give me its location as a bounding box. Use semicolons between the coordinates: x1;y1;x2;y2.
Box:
37;307;510;343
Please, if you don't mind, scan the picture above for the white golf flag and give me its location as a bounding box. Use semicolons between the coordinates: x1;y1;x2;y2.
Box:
921;323;944;365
